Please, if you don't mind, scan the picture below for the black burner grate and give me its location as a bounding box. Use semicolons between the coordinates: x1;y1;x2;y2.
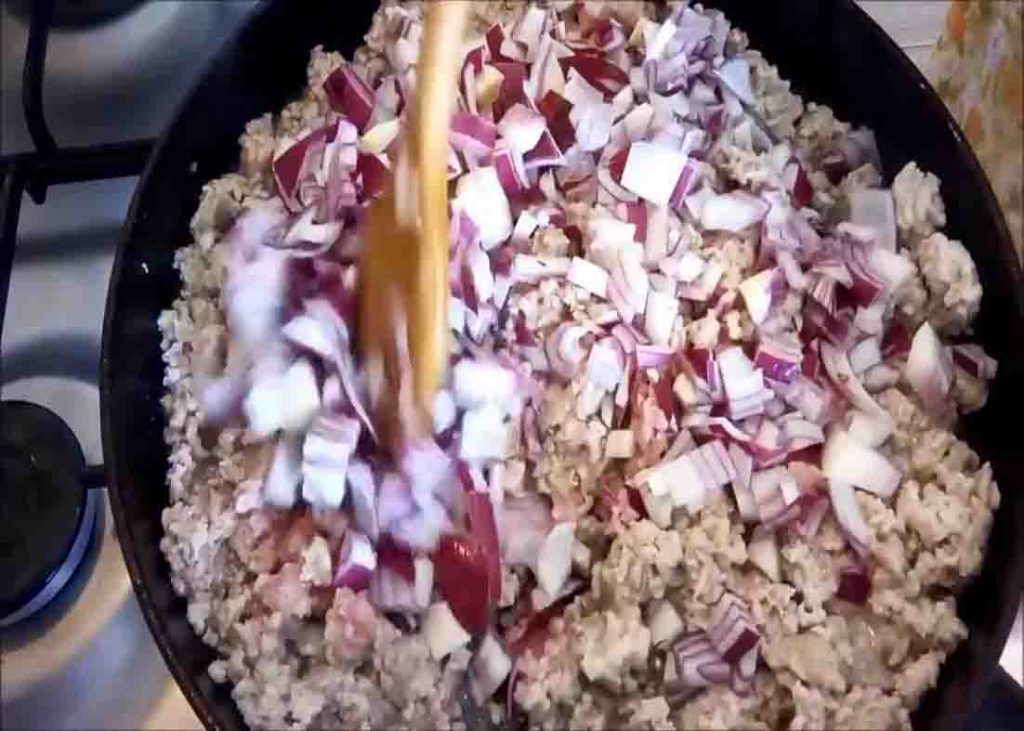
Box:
0;0;152;625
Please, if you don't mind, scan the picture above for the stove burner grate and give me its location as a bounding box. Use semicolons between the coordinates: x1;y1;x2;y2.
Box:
0;401;100;626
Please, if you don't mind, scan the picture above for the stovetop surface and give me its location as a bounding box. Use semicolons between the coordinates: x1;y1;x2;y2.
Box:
1;2;252;728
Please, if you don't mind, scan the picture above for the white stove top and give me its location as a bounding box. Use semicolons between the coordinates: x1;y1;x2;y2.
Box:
0;4;1018;731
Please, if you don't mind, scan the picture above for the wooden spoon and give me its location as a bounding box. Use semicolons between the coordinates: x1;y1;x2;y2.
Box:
358;1;469;447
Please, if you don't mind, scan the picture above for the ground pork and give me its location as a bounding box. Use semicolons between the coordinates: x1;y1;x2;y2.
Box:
158;3;999;729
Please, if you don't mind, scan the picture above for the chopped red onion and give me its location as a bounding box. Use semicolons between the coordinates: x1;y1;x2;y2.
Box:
452;358;517;409
835;560;872;604
537;90;577;151
535;522;575;597
433;535;492;634
301;413;360;509
829;478;872;557
644;289;679;345
567;256;610;297
451;111;499;162
323;64;375;131
587;337;626;391
346;460;378;540
847;337;882;374
263;436;303;508
273;127;330;212
498;103;548;154
708;592;760;665
499;494;554;568
620;142;688;206
465;490;503;603
753;338;802;384
559;54;630;97
333;530;376;591
370;565;420;613
822;429;901;498
460;404;510;462
951;344;998;381
244;357;321;437
570;100;614;152
701;190;769;232
455;166;513;250
424;601;473;659
842;241;886;308
905;321;953;415
470;633;513;703
819;340;885;417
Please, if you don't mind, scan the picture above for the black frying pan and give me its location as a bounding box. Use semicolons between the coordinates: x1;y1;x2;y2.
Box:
101;1;1024;729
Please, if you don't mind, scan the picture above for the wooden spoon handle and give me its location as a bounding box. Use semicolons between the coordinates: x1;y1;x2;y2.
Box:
407;1;469;407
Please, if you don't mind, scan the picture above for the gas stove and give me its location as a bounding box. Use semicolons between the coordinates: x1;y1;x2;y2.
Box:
0;1;252;728
0;2;1019;730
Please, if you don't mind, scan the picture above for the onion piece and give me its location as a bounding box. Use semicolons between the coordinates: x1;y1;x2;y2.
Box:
827;479;871;556
369;565;419;612
455;167;513;250
346;460;378;539
460;404;510;462
835;560;872;604
263;436;303;508
413;556;434;610
273;127;329;212
452;358;517;409
571;100;614;152
753;338;802;384
532;521;574;598
244;358;321;437
451;111;499;162
905;321;953;415
424;601;472;659
842;240;886;308
822;429;901;498
559;54;630;97
714;57;754;104
537;90;577;151
620;142;688;206
470;633;513;703
301;413;360;509
700;191;769;232
819;340;885;417
498;103;547;154
332;530;376;591
951;344;999;381
644;289;678;345
323;64;375;131
567;257;610;298
848;337;882;374
846;410;893;448
465;491;503;604
708;593;760;665
499;495;555;568
433;535;492;634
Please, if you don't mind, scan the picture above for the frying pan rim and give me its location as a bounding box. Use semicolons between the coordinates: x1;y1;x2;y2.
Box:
99;1;1024;730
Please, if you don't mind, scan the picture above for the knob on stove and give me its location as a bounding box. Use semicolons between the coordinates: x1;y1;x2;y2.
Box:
0;401;99;626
